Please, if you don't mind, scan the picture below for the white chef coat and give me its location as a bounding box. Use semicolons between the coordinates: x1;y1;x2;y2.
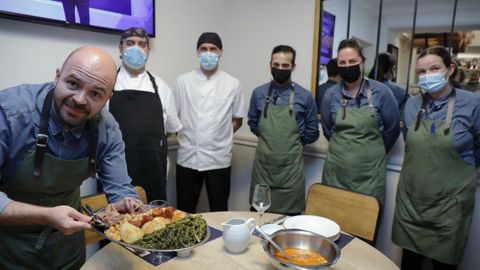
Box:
173;69;246;171
109;67;182;133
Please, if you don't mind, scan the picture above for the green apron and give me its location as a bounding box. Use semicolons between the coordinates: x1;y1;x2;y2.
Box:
322;80;387;205
0;91;95;270
251;85;305;214
392;91;476;265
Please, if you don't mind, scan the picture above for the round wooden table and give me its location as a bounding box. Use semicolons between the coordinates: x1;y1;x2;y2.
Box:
81;211;399;270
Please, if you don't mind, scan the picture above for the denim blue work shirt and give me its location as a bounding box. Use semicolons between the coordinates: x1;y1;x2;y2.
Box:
383;80;408;117
248;81;319;145
316;80;338;112
0;83;138;212
404;88;480;167
321;78;400;152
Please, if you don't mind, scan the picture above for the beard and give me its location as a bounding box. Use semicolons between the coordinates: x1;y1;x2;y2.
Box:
58;97;91;128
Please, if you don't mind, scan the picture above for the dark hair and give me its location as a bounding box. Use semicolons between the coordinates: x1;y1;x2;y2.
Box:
451;57;466;88
326;58;338;77
417;46;452;67
337;39;366;62
120;27;149;47
417;46;455;84
368;52;395;81
271;45;296;65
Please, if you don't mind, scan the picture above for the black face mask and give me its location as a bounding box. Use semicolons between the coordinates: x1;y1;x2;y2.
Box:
271;68;292;85
338;64;361;83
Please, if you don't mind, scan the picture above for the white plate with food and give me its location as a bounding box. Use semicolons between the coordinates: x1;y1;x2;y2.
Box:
87;205;210;257
283;215;340;241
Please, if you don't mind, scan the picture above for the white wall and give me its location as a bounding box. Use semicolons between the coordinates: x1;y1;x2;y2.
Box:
1;1;480;269
323;0;382;74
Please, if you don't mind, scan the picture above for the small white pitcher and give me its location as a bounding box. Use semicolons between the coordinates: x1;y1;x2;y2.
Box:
222;217;256;253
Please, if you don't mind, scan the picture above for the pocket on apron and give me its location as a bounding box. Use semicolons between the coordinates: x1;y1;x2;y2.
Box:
402;189;459;232
327;163;382;193
256;153;300;188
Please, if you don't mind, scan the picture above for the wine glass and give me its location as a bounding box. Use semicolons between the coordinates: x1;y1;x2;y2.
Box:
149;199;168;208
148;199;168;265
252;184;271;226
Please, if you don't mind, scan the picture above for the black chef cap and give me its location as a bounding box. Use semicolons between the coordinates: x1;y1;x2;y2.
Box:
197;32;222;50
120;27;149;47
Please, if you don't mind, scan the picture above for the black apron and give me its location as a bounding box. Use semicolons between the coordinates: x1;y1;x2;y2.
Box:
0;90;97;270
109;71;167;202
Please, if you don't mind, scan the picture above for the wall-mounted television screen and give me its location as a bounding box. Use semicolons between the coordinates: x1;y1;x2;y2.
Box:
320;10;335;65
0;0;155;37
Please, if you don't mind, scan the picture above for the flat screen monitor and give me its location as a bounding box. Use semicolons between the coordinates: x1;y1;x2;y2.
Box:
0;0;155;37
320;10;335;65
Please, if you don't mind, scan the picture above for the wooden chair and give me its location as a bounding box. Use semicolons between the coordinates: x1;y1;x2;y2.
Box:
81;186;147;245
305;183;380;244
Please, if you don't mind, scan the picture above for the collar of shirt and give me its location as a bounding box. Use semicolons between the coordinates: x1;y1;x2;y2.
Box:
115;67;150;91
426;88;452;111
325;79;338;85
195;68;221;81
340;78;366;99
272;83;294;103
272;82;294;91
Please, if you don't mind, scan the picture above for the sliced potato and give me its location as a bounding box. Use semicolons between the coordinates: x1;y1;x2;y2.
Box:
141;218;166;234
120;222;144;244
172;210;187;222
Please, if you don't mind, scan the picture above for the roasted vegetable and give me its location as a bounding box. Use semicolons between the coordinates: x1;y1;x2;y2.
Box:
120;222;144;244
141;217;166;234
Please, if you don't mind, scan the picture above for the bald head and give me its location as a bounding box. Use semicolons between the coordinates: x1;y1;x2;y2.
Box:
60;46;117;91
54;46;117;128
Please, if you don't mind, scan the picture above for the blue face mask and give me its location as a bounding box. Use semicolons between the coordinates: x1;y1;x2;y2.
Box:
319;68;328;85
198;52;219;70
418;71;448;93
122;46;147;69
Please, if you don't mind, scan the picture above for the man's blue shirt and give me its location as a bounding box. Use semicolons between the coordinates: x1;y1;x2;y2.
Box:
0;83;137;212
321;78;400;152
248;81;319;145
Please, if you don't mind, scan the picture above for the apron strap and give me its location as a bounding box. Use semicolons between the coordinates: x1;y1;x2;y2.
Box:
114;68;159;96
443;88;456;135
263;82;274;118
87;118;98;177
33;90;54;177
340;78;368;120
263;82;295;118
288;87;295;115
414;88;455;133
341;98;347;120
365;79;375;117
34;226;53;251
146;71;159;95
414;94;428;132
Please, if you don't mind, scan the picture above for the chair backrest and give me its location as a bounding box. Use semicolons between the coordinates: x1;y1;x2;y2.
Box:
81;186;147;245
305;183;380;244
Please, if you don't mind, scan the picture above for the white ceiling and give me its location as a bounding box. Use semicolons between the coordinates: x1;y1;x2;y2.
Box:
325;0;480;31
